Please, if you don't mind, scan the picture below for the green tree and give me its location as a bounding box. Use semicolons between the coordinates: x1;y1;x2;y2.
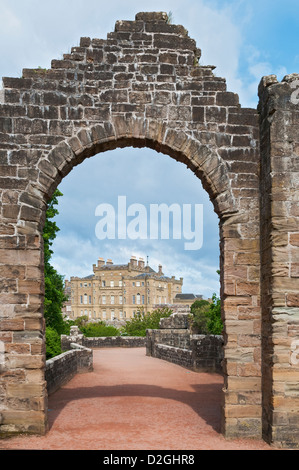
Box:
190;295;223;335
190;299;210;334
73;315;89;330
80;321;121;337
121;307;173;337
45;326;62;359
206;293;222;335
43;189;68;339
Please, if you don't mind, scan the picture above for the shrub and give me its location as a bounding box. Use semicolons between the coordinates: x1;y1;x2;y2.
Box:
46;326;62;359
190;300;210;334
190;294;223;335
121;307;173;337
73;315;89;330
206;293;223;335
80;321;121;337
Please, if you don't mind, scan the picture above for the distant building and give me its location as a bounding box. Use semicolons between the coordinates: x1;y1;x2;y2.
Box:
174;293;207;310
63;255;183;321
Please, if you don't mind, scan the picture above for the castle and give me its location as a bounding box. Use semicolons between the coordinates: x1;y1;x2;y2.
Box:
63;255;183;321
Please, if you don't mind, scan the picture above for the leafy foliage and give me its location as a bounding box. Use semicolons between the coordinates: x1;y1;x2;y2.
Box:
190;295;223;335
190;299;211;334
73;315;89;330
43;189;62;266
45;327;62;359
121;307;173;337
206;293;222;335
167;11;173;24
43;189;69;357
80;321;121;337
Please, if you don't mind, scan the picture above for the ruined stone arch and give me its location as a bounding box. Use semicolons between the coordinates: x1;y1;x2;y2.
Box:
37;116;237;214
0;11;298;448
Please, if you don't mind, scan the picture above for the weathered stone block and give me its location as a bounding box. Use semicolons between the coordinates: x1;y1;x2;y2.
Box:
0;11;297;448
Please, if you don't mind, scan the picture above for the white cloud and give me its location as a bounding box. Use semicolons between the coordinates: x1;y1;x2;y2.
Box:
0;4;21;34
3;0;293;299
52;230;220;298
49;141;220;298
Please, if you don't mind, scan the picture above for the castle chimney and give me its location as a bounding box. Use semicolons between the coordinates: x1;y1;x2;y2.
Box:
98;257;105;267
130;256;137;267
138;258;145;269
158;264;163;275
106;259;113;265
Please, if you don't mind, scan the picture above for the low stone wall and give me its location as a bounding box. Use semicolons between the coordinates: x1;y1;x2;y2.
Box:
61;326;147;350
191;335;224;372
146;309;224;373
147;331;223;373
146;328;191;353
154;344;193;370
45;343;93;395
82;336;146;348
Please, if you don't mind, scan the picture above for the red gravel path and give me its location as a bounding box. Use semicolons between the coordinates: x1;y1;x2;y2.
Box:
0;348;279;450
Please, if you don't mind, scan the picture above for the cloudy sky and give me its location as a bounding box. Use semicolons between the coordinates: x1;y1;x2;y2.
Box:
1;0;298;298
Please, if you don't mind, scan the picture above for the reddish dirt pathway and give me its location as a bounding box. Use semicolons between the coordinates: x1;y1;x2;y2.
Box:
0;348;279;450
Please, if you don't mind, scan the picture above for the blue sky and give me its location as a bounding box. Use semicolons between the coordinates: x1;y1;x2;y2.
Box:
0;0;298;298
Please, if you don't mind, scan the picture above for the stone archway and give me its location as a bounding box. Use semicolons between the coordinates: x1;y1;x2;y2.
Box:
0;12;298;448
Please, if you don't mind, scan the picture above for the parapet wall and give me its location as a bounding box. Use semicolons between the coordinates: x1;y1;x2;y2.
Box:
146;309;224;373
61;327;146;350
146;329;223;373
45;343;93;395
82;336;146;348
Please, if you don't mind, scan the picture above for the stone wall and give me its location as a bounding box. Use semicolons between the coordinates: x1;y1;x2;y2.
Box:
45;343;93;396
146;310;224;373
82;336;146;348
258;74;299;448
61;326;146;350
152;344;193;370
191;335;224;372
0;10;298;447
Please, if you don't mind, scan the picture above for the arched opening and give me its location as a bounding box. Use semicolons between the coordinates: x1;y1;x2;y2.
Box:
2;8;298;449
35;117;257;440
44;138;223;444
51;146;220;303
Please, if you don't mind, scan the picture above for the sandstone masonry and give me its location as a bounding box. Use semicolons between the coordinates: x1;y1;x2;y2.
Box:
64;254;183;321
0;11;298;448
